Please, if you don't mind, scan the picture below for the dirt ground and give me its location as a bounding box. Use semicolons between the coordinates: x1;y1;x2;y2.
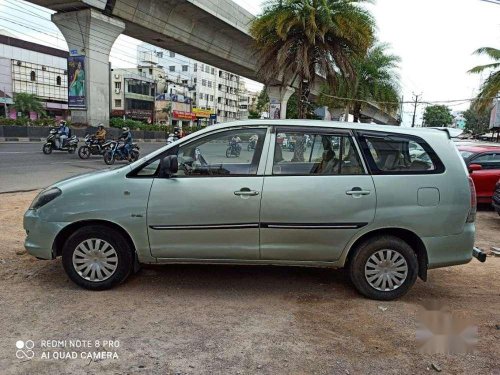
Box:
0;192;499;375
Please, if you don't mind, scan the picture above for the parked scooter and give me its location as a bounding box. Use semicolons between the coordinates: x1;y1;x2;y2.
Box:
42;128;78;154
78;134;113;159
103;140;140;165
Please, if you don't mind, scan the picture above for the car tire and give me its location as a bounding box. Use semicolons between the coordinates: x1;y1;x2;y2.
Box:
348;236;418;300
62;225;134;290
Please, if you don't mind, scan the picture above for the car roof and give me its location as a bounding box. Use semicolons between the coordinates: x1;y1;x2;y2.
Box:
457;144;500;153
210;120;451;138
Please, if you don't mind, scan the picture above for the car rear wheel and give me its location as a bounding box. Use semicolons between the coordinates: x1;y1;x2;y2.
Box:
348;236;418;300
62;226;134;290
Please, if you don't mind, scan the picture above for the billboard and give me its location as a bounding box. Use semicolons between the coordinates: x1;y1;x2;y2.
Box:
67;56;86;109
156;93;192;104
192;107;214;118
269;98;281;119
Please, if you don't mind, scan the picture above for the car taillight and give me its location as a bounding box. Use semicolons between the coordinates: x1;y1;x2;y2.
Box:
466;176;476;223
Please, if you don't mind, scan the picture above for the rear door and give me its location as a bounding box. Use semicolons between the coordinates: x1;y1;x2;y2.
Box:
259;127;376;262
468;152;500;202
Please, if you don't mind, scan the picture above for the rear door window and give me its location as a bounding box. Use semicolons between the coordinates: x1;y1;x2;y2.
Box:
272;130;365;175
357;132;444;174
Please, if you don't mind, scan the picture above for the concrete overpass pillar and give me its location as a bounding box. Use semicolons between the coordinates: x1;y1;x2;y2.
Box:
52;9;125;126
267;86;295;119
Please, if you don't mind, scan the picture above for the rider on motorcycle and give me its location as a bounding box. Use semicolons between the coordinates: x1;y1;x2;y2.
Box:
119;127;133;161
95;124;107;143
56;120;70;149
230;135;242;151
249;134;258;148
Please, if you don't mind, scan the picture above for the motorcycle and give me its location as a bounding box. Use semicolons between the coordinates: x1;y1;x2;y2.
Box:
226;141;241;158
166;133;180;145
42;129;78;154
247;139;256;151
78;134;112;159
103;140;140;165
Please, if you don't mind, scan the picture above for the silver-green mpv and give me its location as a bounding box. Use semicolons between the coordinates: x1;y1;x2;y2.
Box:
24;120;482;300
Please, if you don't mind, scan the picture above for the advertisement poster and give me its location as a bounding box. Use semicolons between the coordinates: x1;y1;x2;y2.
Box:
67;56;86;109
269;98;281;119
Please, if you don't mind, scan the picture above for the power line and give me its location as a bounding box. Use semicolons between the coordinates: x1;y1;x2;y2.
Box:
320;92;499;106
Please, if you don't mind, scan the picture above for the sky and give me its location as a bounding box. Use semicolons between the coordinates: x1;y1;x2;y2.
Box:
0;0;499;126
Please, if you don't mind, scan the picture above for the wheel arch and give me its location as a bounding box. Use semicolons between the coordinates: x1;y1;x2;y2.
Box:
53;220;137;259
345;227;428;281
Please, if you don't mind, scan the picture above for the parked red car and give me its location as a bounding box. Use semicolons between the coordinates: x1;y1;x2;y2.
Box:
458;144;500;204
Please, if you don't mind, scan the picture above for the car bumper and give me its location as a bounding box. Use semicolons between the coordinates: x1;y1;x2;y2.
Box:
23;210;68;260
423;223;475;269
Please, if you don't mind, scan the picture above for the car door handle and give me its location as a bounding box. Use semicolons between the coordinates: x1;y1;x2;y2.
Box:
234;188;259;196
346;187;371;196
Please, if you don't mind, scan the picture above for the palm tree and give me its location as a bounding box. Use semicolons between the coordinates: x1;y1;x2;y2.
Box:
12;92;46;118
469;47;500;113
320;43;401;122
250;0;375;119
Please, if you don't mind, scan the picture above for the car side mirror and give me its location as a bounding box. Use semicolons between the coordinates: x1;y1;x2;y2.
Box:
159;155;178;178
468;163;482;173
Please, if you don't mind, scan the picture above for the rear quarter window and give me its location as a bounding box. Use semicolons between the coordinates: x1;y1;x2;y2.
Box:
357;132;445;175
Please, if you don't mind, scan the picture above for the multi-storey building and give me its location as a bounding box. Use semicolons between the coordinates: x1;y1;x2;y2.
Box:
110;67;165;122
0;31;68;119
238;80;259;120
137;43;241;126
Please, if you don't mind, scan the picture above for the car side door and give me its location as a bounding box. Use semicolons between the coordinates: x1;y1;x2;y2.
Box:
259;127;376;262
146;126;270;260
468;152;500;202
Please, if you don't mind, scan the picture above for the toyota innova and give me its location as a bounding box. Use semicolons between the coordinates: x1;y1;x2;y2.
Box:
24;120;484;300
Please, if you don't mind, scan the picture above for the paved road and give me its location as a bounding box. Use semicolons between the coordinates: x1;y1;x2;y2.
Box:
0;142;164;193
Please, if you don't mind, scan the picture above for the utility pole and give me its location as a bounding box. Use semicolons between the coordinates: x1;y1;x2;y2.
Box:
411;92;422;127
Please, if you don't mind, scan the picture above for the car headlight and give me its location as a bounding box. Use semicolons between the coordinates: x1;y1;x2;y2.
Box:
29;187;62;210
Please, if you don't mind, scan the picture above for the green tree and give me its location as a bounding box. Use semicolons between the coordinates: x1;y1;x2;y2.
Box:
250;0;375;119
248;109;260;119
12;93;46;118
422;105;453;127
468;47;500;113
319;43;400;122
286;92;319;119
463;108;490;135
256;87;269;113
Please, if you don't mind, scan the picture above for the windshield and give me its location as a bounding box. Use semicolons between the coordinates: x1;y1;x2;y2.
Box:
459;150;474;159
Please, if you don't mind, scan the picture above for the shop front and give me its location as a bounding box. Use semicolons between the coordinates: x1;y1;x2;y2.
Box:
172;110;196;129
192;107;217;127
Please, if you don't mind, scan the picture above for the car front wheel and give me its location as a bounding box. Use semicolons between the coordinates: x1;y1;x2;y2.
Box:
348;236;418;300
62;226;134;290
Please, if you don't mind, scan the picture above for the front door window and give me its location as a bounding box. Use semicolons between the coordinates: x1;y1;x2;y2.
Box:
177;128;267;176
